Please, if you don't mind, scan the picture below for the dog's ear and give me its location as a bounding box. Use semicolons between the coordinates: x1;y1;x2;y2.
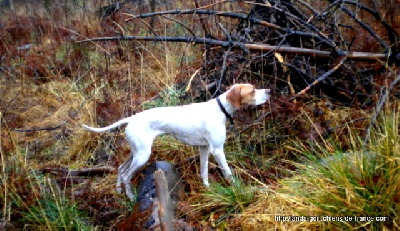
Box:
226;85;242;109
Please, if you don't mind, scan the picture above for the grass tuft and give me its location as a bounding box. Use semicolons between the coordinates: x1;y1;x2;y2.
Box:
196;175;256;220
22;187;91;231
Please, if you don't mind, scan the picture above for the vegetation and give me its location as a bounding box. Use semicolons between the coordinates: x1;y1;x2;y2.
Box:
0;0;399;230
237;105;400;230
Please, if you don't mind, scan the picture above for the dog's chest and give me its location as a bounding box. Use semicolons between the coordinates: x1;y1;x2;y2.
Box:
157;121;210;146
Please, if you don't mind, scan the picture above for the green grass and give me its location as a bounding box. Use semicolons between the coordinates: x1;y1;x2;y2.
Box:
277;106;400;230
22;195;91;231
196;175;256;221
142;85;185;109
1;147;92;231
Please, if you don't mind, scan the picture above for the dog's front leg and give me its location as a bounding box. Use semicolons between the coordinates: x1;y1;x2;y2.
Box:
199;146;210;187
211;147;233;181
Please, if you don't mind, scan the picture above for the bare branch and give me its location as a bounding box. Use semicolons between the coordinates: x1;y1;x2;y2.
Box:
343;0;398;43
253;56;347;125
77;35;387;61
15;122;66;132
124;8;337;49
339;3;389;50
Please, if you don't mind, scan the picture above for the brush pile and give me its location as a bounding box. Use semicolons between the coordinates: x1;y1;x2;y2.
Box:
80;0;400;145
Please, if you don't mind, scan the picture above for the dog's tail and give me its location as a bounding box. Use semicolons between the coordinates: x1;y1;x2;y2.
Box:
82;117;132;133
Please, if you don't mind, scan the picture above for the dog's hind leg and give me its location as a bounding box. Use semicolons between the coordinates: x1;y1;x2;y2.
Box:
121;129;154;201
116;153;133;194
122;148;151;201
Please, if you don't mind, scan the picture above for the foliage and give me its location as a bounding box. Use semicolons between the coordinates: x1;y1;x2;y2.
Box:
237;104;400;230
22;195;91;231
1;146;92;230
196;175;255;219
142;85;185;109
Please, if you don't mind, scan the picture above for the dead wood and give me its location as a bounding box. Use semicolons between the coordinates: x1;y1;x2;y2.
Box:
77;35;386;61
154;170;174;231
40;166;115;177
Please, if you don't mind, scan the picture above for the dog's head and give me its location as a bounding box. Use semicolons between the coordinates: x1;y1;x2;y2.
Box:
226;84;271;109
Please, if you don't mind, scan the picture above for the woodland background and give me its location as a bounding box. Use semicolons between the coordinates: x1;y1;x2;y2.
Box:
1;0;399;230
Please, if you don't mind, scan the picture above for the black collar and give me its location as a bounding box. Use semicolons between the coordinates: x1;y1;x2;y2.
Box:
216;97;234;126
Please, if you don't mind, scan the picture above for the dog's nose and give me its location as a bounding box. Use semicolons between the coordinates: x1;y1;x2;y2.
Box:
265;89;272;94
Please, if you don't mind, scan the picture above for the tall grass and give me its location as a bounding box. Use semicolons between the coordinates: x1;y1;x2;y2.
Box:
238;103;400;230
0;129;92;230
21;176;91;231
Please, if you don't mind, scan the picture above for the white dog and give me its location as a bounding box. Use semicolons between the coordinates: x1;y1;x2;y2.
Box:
83;83;270;200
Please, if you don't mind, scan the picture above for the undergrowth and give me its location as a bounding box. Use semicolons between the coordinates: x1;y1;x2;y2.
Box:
1;1;399;230
236;104;400;230
198;175;255;215
21;182;91;231
0;139;92;230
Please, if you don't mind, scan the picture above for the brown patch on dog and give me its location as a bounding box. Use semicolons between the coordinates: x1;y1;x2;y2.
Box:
239;85;256;106
227;85;242;109
227;84;256;109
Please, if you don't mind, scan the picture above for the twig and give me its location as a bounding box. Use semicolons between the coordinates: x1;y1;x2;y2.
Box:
14;122;66;132
193;0;210;36
339;3;389;51
244;1;339;51
287;55;347;101
161;15;196;37
218;22;232;44
212;46;232;98
297;0;320;15
364;73;400;144
343;0;398;46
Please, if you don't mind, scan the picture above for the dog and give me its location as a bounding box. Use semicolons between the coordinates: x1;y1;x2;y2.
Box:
82;83;270;200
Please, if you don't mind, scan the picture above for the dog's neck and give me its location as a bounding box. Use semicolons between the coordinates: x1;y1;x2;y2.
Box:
216;93;237;115
215;92;237;129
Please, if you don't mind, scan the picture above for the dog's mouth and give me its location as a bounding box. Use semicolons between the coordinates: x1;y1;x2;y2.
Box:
253;90;270;106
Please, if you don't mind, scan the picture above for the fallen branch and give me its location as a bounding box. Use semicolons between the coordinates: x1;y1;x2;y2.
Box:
339;4;389;50
77;35;386;61
14;122;66;132
40;166;115;177
125;9;282;31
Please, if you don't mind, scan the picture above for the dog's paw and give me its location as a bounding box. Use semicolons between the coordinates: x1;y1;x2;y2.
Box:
116;185;123;194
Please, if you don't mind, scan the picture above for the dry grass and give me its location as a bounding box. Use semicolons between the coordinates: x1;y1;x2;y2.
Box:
1;1;400;230
234;104;400;230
